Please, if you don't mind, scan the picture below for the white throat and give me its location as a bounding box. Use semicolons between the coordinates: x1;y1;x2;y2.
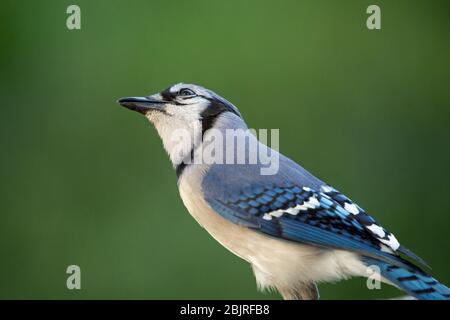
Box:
146;110;248;169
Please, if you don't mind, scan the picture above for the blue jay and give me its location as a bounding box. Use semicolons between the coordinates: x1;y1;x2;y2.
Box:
118;83;449;300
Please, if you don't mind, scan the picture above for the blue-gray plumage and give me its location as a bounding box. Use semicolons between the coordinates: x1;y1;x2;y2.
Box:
118;83;449;300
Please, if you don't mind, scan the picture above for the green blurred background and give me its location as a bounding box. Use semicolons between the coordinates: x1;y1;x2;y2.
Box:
0;0;449;299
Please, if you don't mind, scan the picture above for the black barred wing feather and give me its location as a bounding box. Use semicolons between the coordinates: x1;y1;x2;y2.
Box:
206;183;427;269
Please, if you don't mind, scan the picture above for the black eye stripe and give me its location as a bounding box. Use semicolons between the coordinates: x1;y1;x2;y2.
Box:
179;88;196;96
159;89;241;119
161;87;176;101
161;87;197;101
201;96;241;118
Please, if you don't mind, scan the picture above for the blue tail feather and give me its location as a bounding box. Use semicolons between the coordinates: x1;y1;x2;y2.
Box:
363;257;450;300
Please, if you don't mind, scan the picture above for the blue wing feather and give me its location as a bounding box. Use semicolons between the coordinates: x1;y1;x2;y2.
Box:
205;181;427;270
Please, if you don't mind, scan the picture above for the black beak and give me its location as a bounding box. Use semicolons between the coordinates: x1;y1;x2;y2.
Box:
117;96;166;114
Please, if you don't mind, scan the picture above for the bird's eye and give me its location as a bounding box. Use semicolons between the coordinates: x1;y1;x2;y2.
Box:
179;88;196;97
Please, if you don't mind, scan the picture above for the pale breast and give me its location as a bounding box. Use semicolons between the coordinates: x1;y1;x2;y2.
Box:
177;168;367;290
178;170;260;262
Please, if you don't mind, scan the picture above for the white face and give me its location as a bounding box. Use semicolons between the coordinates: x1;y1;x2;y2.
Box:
147;85;210;164
146;83;210;123
119;83;241;166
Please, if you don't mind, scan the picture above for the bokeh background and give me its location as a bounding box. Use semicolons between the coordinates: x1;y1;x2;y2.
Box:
0;0;448;299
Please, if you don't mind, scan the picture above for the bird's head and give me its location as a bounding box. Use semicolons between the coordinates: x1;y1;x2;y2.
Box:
118;83;245;168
